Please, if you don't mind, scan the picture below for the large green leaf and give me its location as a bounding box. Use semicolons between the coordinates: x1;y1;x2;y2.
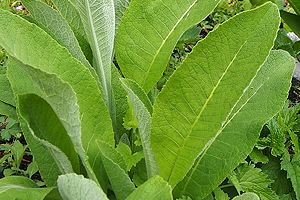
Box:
58;173;109;200
97;141;135;200
115;0;221;92
0;10;114;181
23;0;91;68
0;176;54;200
7;59;102;185
75;0;115;114
280;11;300;37
125;176;172;200
151;3;280;188
174;50;293;198
121;79;158;177
51;0;93;62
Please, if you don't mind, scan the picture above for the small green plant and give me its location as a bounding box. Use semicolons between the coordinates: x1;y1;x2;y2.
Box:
0;0;295;200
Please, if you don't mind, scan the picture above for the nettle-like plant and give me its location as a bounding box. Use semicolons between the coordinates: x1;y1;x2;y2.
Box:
0;0;296;199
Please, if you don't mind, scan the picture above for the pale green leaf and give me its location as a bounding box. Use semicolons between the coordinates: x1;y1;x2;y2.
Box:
75;0;115;110
174;49;294;198
126;176;172;200
281;152;300;200
97;140;135;200
51;0;93;62
23;0;91;68
152;3;281;189
121;79;158;178
288;0;300;15
114;0;129;29
0;176;54;200
232;193;260;200
116;0;221;92
58;173;108;200
0;10;114;182
249;148;269;164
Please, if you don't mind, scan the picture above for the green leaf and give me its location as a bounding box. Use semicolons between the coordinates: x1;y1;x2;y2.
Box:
288;0;300;15
121;79;158;178
11;140;26;169
22;0;91;69
51;0;93;62
152;2;281;189
0;101;16;119
58;173;109;200
281;11;300;37
112;65;129;139
0;73;15;106
116;0;221;92
126;176;172;200
268;118;286;157
8;59;104;185
281;152;300;200
262;156;292;195
75;0;115;113
231;164;278;200
97;140;135;200
0;10;114;181
174;49;293;198
0;176;54;200
232;192;260;200
214;188;229;200
116;142;144;171
249;148;269;164
114;0;129;30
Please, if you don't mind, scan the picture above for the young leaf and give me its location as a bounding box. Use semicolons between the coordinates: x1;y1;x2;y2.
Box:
214;188;229;200
232;193;260;200
126;176;172;200
174;50;294;198
23;0;91;68
51;0;93;62
281;152;300;200
58;173;109;200
97;140;135;200
115;0;221;92
152;3;281;189
0;176;54;200
0;10;114;181
75;0;115;115
120;79;158;178
230;164;278;200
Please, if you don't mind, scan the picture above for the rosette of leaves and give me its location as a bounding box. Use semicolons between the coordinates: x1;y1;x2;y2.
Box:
0;0;295;199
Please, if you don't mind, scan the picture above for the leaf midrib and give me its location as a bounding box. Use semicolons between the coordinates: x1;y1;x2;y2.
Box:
84;0;108;99
140;0;199;88
167;41;248;184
